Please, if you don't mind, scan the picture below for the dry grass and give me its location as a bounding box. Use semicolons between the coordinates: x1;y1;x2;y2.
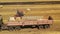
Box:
0;0;60;2
0;4;60;34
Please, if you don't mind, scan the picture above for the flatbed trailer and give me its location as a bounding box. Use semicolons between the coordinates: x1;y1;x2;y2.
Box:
6;19;53;30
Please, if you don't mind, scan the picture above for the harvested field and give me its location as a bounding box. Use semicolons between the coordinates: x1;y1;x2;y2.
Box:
0;1;60;34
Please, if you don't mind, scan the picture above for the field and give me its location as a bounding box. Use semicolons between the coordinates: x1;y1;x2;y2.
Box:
0;0;60;2
0;4;60;34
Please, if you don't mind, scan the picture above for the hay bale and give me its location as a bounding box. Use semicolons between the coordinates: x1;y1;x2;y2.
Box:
9;17;15;22
15;17;21;21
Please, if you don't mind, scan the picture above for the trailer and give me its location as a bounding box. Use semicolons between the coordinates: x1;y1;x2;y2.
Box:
4;16;53;31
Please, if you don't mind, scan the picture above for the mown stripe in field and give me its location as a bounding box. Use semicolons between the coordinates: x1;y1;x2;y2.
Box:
0;1;60;5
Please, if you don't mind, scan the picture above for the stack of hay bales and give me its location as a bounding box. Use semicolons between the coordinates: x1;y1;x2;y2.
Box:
8;16;22;22
15;17;21;21
8;16;43;22
22;16;43;20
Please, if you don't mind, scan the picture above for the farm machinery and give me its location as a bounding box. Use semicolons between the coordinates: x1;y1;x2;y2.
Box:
0;16;53;31
0;9;53;31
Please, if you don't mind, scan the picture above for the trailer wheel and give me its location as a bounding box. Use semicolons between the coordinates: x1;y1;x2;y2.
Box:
43;24;50;29
8;26;14;31
43;25;45;29
0;27;2;31
37;25;43;29
15;26;21;30
36;25;40;29
31;25;36;29
46;24;50;28
36;25;39;29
